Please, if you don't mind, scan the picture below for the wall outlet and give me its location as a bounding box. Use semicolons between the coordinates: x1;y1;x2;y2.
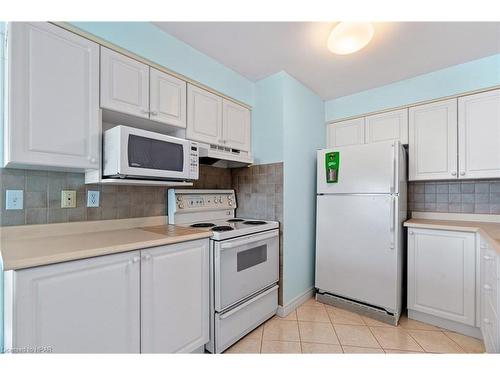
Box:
87;190;100;208
61;190;77;208
5;190;23;210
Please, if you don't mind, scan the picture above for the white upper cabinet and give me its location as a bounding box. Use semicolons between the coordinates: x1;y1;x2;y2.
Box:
187;84;223;145
326;118;365;148
222;99;251;151
365;109;408;145
100;47;150;119
458;89;500;179
8;251;141;353
141;239;209;353
5;22;100;170
408;228;476;326
149;67;187;128
408;98;458;181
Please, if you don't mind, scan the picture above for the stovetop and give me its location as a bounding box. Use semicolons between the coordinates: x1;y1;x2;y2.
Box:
178;218;279;241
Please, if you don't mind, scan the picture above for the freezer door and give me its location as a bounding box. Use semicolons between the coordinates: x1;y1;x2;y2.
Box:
315;194;400;312
317;141;400;194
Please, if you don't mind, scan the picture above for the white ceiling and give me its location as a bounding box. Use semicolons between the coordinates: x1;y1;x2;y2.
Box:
153;22;500;100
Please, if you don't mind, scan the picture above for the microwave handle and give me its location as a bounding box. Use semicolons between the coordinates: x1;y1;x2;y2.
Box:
219;231;278;250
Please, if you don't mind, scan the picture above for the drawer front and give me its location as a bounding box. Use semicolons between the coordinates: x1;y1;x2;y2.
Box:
214;285;278;353
482;298;499;353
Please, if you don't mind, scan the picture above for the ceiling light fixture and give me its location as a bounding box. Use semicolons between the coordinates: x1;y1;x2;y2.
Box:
327;22;375;55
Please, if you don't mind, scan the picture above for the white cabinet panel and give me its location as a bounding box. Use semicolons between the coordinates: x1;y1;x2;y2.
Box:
365;109;408;145
141;239;209;353
326;118;365;147
222;99;251;151
100;47;149;118
5;22;100;170
408;228;476;326
8;251;141;353
149;68;186;128
408;99;458;181
458;89;500;179
480;238;499;353
187;84;223;145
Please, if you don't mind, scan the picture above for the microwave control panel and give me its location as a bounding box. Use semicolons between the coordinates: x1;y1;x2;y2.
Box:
189;142;199;180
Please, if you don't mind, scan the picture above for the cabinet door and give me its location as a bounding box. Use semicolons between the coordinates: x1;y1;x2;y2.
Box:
365;109;408;144
141;239;209;353
100;47;149;118
408;99;458;181
326;118;365;147
5;22;99;170
458;89;500;179
10;251;141;353
222;99;251;151
408;228;476;326
149;68;187;128
186;84;223;145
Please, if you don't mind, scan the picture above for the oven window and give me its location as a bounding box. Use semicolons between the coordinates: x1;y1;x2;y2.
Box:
237;245;267;272
128;135;184;171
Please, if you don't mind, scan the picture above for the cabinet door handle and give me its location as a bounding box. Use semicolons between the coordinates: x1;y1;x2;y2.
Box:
451;171;457;176
88;157;96;163
150;111;158;116
141;109;150;114
460;171;466;176
483;255;494;261
409;231;414;235
483;284;492;291
142;254;151;261
483;318;492;325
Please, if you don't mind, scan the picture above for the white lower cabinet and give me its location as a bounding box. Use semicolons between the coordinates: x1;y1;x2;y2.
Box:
4;239;209;353
407;228;476;326
5;251;141;353
479;237;499;353
141;240;209;353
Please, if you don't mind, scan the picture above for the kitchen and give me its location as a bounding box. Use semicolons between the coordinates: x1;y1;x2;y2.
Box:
1;2;500;372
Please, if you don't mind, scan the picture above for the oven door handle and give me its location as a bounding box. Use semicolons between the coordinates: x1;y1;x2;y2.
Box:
219;230;278;250
218;285;279;320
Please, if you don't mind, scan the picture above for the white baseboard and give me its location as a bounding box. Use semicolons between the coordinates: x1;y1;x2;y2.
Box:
276;287;315;317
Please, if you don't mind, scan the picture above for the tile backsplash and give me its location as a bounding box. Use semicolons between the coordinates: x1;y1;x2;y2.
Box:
408;180;500;214
0;165;233;226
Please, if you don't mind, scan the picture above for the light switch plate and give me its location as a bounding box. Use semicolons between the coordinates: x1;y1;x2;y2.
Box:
61;190;77;208
87;190;100;208
5;190;23;210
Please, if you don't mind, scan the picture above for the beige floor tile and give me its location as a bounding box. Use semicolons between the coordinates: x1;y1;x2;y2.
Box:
297;305;330;322
224;337;261;354
444;331;485;353
384;349;427;354
342;345;384;353
245;325;264;340
369;327;423;351
326;306;365;325
398;315;441;331
333;324;381;348
263;320;300;342
261;341;302;353
301;342;343;354
406;330;465;353
362;316;395;328
272;310;297;321
298;321;340;345
302;296;325;307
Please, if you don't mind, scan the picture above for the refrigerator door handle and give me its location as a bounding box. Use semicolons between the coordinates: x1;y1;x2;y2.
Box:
390;144;396;193
389;196;396;250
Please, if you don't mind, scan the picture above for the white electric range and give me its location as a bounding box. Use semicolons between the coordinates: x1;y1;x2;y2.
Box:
167;189;279;353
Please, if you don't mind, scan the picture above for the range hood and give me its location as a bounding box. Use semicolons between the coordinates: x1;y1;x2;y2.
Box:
198;143;253;168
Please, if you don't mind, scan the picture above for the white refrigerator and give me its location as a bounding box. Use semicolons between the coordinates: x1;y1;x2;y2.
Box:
315;140;407;320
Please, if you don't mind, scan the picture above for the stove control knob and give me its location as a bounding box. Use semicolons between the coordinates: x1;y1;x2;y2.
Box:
218;197;223;203
228;201;233;206
179;203;184;209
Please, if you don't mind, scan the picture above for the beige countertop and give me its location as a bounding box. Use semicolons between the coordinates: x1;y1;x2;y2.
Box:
404;218;500;254
0;217;212;271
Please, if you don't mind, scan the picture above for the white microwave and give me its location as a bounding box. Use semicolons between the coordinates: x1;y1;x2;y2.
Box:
103;125;199;181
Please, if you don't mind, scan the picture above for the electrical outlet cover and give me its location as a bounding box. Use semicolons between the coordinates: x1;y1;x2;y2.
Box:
61;190;77;208
6;190;24;210
87;190;100;208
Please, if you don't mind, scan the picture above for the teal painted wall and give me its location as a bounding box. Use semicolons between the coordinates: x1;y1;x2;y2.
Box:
252;72;324;305
281;73;324;305
325;53;500;122
70;22;255;106
251;73;285;164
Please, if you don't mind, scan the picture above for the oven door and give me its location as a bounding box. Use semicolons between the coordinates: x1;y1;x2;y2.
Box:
214;229;279;312
120;127;190;180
